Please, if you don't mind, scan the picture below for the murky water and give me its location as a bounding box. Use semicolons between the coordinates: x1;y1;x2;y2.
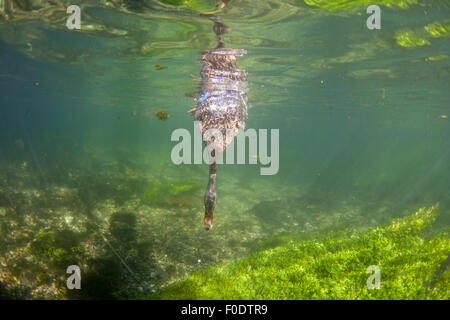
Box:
0;0;449;299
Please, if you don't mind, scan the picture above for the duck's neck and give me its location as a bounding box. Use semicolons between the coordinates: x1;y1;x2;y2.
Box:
203;162;217;230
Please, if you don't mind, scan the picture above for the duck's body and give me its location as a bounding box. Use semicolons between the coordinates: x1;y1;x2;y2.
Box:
195;48;248;153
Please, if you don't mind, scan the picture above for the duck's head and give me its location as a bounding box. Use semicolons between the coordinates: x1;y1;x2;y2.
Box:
203;211;214;231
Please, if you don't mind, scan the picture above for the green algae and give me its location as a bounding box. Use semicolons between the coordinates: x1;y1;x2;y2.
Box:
159;0;221;13
155;205;449;299
393;19;449;49
394;30;430;48
425;54;448;62
141;180;201;207
424;20;450;38
303;0;418;11
29;230;84;268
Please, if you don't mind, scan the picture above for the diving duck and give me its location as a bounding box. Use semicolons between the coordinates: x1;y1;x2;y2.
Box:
190;15;248;230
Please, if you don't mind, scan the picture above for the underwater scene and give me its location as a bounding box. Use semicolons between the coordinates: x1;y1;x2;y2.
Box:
0;0;449;300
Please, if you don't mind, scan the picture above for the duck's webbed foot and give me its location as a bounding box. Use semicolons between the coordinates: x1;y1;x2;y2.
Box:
203;163;217;230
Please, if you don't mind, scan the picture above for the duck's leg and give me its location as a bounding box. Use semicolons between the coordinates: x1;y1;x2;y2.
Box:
203;162;217;230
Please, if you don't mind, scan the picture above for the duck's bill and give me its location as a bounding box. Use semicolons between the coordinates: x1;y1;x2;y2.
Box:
203;216;214;230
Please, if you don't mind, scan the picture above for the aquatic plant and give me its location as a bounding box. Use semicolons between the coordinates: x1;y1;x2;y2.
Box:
141;181;201;207
394;30;430;48
424;20;450;38
393;19;449;49
303;0;418;11
29;230;84;268
159;0;222;13
425;55;448;62
155;206;449;299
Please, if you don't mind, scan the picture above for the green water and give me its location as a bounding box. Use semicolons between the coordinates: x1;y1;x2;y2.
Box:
0;0;448;299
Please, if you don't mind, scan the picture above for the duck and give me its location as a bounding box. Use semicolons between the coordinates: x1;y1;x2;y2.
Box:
189;14;248;230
